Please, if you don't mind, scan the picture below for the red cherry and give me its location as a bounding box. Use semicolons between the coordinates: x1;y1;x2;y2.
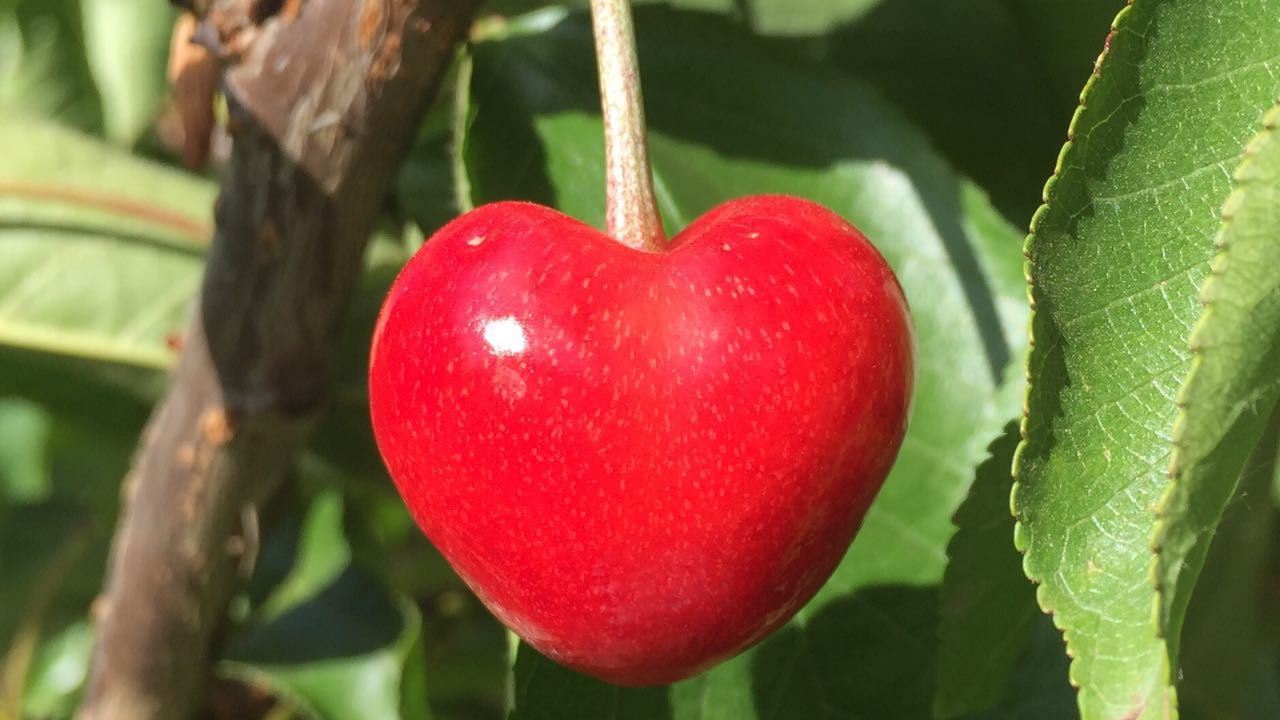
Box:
369;195;914;685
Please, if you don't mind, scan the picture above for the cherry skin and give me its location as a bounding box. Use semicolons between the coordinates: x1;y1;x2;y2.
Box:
369;195;913;686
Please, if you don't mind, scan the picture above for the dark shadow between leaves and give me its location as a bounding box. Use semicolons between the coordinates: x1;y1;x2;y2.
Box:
309;259;405;477
503;585;938;720
510;641;675;720
823;0;1073;224
225;565;404;665
750;584;938;719
0;347;156;436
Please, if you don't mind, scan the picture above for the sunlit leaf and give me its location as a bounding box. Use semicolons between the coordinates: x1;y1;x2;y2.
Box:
0;120;212;376
1013;1;1280;717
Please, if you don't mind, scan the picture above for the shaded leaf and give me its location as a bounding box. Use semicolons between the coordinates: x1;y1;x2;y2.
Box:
0;509;92;720
0;397;53;503
463;8;1028;717
0;421;129;652
311;233;414;479
0;347;158;442
1177;416;1280;720
936;425;1039;718
222;488;431;720
509;643;674;720
824;0;1119;223
998;0;1128;110
0;410;133;716
969;614;1078;720
1012;1;1280;717
396;67;466;237
250;475;352;624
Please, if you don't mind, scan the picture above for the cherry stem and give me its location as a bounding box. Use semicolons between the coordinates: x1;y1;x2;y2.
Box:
589;0;665;251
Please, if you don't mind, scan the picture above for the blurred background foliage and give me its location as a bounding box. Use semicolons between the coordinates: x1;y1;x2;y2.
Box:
2;1;1277;719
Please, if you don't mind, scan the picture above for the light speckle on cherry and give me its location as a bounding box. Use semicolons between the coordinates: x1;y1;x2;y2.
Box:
369;195;914;686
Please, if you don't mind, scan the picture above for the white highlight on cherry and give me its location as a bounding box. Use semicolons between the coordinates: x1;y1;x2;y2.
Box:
483;316;528;356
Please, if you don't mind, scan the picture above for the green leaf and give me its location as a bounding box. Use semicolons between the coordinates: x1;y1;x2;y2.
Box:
1176;417;1280;720
971;614;1078;720
20;619;93;718
509;644;674;720
0;420;130;651
312;232;414;479
223;568;431;720
222;488;431;720
1;0;173;143
1012;1;1280;717
80;0;175;145
251;476;352;624
0;397;53;503
735;0;882;35
0;409;133;716
1156;101;1280;656
936;425;1040;718
464;8;1028;716
0;504;96;717
0;0;103;132
0;119;212;379
0;114;213;425
0;348;159;444
396;67;466;237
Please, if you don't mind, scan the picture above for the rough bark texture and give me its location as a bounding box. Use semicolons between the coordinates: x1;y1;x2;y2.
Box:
78;2;478;718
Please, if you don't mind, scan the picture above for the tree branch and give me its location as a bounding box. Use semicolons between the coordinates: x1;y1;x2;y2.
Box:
78;2;478;718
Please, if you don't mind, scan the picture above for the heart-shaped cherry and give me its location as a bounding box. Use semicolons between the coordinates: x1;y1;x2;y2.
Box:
369;194;913;685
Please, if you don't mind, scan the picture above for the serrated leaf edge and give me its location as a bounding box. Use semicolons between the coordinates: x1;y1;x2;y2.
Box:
1150;99;1280;632
1008;3;1179;718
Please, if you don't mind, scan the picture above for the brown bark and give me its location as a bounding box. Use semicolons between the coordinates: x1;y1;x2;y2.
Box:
78;2;478;718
